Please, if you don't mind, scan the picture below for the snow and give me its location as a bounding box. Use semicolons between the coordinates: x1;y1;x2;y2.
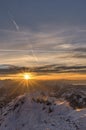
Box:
0;93;86;130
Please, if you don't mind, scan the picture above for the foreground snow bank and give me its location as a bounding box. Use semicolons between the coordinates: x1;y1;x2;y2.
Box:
0;93;86;130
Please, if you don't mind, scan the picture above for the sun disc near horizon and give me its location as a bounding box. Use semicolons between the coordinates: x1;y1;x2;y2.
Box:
24;74;31;80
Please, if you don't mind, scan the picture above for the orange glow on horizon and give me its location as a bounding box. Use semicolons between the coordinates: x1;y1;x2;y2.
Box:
34;73;86;80
0;72;86;81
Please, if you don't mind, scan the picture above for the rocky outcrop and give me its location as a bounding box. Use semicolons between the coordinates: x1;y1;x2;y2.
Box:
66;91;86;109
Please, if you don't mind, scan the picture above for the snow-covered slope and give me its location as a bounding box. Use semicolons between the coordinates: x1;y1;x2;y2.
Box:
0;93;86;130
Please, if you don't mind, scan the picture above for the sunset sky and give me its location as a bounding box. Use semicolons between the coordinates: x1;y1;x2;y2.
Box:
0;0;86;74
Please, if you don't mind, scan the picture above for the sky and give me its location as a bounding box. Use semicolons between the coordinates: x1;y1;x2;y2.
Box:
0;0;86;70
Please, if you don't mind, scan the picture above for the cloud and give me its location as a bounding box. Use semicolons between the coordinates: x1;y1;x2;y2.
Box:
0;63;85;74
36;64;86;74
74;47;86;53
0;25;86;67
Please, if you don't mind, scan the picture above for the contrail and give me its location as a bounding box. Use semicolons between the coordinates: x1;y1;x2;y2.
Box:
8;11;19;31
30;44;39;63
23;31;39;65
8;11;41;65
8;11;39;66
11;19;19;31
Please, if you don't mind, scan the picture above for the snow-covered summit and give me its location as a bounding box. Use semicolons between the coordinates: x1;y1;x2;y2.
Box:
0;93;86;130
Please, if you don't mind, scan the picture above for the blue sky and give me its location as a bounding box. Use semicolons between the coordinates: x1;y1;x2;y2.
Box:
0;0;86;67
0;0;86;29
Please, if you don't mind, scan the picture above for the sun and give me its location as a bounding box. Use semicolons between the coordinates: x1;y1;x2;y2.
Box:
24;74;31;80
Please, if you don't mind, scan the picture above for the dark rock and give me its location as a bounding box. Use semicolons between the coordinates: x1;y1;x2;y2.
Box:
48;106;53;113
66;92;86;109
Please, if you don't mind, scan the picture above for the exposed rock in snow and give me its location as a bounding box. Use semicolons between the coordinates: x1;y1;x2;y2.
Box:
65;90;86;109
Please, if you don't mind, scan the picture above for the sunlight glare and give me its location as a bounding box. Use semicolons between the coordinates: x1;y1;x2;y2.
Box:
24;74;31;80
